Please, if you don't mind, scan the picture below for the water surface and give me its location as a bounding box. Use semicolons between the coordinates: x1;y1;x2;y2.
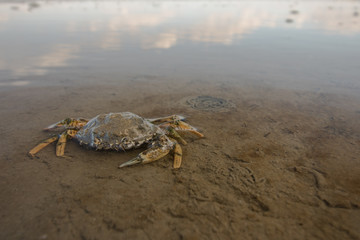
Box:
0;0;359;95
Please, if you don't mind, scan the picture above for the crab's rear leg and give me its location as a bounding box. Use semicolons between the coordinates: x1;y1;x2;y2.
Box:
29;136;59;157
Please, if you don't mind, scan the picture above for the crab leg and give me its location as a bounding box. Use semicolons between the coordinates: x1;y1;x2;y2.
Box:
166;127;187;145
29;136;59;157
148;115;186;125
160;121;204;138
176;121;204;138
56;131;68;156
173;142;183;169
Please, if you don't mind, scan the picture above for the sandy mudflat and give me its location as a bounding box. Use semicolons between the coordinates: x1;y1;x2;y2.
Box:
0;79;359;239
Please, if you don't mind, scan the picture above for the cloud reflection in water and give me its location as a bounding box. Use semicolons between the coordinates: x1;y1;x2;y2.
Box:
0;1;359;79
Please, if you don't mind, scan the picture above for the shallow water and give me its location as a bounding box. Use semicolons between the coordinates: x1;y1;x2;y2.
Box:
0;0;360;95
1;1;360;240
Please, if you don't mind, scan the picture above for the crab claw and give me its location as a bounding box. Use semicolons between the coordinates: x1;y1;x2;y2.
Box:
44;124;64;131
148;115;186;124
119;156;142;168
44;118;88;131
44;118;72;131
119;146;171;168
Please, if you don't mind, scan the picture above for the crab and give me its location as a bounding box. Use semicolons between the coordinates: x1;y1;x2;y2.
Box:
29;112;204;168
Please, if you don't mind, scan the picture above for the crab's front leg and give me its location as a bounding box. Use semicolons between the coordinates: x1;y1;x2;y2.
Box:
119;135;174;168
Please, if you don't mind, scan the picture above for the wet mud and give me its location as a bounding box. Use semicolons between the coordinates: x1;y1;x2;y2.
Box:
0;79;359;240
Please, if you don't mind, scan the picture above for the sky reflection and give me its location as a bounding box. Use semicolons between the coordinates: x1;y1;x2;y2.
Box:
0;0;359;91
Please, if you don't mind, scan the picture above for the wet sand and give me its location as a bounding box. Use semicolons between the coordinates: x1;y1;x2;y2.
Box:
0;78;360;239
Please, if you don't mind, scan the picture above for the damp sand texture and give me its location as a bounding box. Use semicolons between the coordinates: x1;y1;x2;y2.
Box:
1;83;360;240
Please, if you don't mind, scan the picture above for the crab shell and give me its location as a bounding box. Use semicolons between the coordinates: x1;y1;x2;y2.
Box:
75;112;167;151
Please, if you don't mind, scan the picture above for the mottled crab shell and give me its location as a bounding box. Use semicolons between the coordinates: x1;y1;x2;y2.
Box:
75;112;165;150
